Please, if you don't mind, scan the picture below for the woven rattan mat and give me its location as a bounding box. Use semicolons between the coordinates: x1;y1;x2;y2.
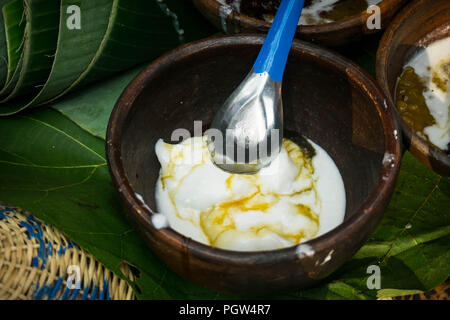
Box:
0;203;135;300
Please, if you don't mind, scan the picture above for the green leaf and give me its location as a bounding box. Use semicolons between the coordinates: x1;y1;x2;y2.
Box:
376;288;423;299
53;64;143;138
0;107;448;300
47;0;216;103
0;0;25;95
0;0;59;104
0;0;216;115
0;0;114;114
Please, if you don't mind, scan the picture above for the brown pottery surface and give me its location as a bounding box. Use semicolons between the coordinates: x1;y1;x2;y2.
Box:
106;35;401;295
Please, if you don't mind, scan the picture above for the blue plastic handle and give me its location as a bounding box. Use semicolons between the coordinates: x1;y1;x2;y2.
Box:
253;0;305;82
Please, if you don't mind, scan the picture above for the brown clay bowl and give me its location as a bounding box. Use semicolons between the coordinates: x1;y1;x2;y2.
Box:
376;0;450;177
192;0;409;46
106;35;401;296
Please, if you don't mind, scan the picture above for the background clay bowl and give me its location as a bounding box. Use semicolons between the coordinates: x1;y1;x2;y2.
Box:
192;0;409;46
106;35;401;296
376;0;450;177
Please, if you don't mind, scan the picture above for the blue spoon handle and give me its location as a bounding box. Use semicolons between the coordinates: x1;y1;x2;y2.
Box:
253;0;305;82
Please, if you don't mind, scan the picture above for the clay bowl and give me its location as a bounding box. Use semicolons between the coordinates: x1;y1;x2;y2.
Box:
376;0;450;177
192;0;409;46
106;35;401;296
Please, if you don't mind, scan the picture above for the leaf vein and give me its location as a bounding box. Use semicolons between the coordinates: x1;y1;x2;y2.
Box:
379;177;442;264
20;115;106;161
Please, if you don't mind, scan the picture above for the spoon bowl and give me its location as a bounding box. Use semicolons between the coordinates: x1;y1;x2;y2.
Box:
208;70;283;174
209;0;304;174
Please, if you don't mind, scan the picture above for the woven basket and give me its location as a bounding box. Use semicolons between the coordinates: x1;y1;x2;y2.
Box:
0;203;135;300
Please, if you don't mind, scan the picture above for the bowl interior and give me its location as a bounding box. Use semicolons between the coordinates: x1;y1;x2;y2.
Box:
383;0;450;96
119;38;388;226
376;0;450;175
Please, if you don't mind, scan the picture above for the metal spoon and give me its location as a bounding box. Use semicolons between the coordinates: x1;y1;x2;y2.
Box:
207;0;305;174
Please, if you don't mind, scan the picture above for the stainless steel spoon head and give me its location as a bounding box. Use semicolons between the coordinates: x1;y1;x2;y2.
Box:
207;70;283;174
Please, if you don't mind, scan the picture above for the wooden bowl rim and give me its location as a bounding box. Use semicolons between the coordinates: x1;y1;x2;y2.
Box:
375;0;450;176
106;35;401;265
198;0;404;35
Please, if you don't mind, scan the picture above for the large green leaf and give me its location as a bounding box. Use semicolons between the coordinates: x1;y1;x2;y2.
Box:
46;0;184;103
0;0;114;114
0;0;59;104
0;0;14;87
0;108;228;299
53;64;143;138
0;1;448;300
